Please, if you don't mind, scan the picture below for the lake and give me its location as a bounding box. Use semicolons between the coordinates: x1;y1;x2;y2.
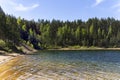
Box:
0;50;120;80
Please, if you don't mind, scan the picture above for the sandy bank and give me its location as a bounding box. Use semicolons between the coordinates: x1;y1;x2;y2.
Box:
0;47;37;66
0;53;21;65
0;56;13;64
48;47;120;51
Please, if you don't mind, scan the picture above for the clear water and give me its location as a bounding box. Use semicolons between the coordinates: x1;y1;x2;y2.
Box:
1;50;120;79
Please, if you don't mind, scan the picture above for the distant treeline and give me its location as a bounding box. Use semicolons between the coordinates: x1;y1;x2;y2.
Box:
0;6;120;49
38;18;120;48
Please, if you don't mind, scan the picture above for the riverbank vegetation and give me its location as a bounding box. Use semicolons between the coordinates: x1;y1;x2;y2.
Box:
0;6;40;53
0;6;120;53
39;18;120;48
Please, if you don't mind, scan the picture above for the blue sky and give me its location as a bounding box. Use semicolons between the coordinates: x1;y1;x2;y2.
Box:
0;0;120;21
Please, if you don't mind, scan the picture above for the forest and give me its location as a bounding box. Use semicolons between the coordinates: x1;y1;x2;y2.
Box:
0;6;120;51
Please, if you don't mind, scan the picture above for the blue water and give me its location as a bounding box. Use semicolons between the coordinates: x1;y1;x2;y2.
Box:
25;50;120;73
16;50;120;79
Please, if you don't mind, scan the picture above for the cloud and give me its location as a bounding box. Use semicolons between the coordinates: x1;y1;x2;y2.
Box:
92;0;104;7
14;4;39;11
112;2;120;12
0;0;39;12
112;2;120;8
32;4;39;8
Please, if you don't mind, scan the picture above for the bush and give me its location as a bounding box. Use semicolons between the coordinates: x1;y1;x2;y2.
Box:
0;40;6;47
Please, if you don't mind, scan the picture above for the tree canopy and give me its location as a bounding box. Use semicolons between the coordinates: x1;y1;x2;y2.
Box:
0;6;120;50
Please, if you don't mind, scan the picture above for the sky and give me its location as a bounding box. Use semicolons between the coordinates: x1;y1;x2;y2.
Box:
0;0;120;21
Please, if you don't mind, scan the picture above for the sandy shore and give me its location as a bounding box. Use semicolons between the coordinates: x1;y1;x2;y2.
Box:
48;47;120;51
0;48;37;65
0;43;38;65
0;56;12;64
0;53;21;65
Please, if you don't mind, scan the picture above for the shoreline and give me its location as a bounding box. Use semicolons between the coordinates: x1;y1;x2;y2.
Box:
0;47;119;68
0;52;24;65
0;53;20;66
0;45;37;66
0;47;120;65
48;47;120;51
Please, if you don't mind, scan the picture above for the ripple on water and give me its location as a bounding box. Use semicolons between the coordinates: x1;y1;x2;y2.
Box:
1;50;120;79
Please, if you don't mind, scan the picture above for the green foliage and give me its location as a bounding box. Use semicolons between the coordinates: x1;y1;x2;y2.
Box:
82;28;86;37
57;27;63;43
75;27;80;39
40;24;50;46
17;17;22;26
98;28;101;36
29;28;33;36
22;24;26;31
6;15;21;45
108;25;112;36
75;27;81;45
0;5;120;50
0;9;6;40
90;24;94;35
0;40;6;47
37;18;120;48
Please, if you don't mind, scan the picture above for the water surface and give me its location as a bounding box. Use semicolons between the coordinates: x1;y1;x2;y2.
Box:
0;50;120;80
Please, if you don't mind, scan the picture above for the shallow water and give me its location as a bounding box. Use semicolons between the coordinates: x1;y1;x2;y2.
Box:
0;50;120;80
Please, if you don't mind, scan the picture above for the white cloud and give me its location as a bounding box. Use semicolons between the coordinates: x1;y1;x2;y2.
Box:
0;0;39;12
32;4;39;8
14;4;39;11
92;0;104;7
112;3;120;8
112;2;120;12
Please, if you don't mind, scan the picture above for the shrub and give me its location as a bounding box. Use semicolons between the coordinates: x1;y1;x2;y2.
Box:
0;40;6;47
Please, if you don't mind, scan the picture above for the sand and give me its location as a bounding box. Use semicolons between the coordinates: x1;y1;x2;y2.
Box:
0;55;13;64
48;47;120;51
